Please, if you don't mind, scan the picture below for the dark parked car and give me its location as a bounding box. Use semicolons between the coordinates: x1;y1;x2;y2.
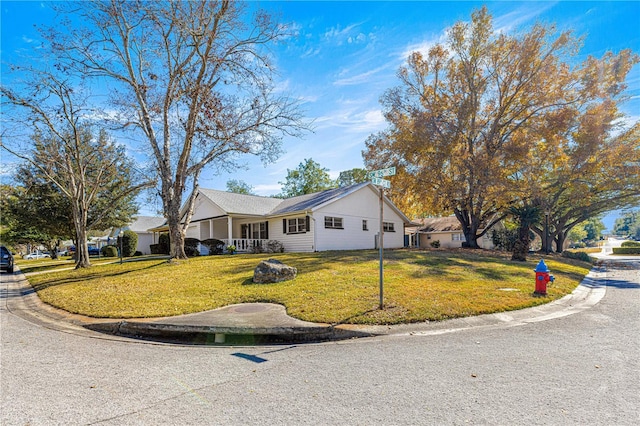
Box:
1;245;15;273
69;246;101;256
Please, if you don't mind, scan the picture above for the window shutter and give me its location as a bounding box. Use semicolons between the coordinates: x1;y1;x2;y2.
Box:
283;219;287;234
306;215;310;232
265;221;269;240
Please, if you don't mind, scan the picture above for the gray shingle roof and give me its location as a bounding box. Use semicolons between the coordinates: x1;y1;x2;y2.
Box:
269;183;370;215
415;216;461;232
128;216;166;232
197;182;372;217
197;188;282;215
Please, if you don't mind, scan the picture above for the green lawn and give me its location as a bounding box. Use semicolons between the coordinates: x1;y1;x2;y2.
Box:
24;249;592;325
16;256;118;274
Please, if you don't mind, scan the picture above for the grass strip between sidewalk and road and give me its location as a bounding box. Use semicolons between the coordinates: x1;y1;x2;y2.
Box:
23;249;592;325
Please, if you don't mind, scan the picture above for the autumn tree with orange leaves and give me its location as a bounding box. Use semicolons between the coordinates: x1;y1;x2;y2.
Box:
364;6;639;250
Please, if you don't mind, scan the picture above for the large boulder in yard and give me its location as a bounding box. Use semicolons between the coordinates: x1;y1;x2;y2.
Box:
253;259;297;284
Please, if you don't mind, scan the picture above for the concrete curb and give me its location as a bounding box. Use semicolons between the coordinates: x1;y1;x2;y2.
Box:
2;262;610;345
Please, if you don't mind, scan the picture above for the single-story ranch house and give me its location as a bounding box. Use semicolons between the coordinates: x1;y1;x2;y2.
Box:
151;182;413;253
406;216;504;249
110;216;166;255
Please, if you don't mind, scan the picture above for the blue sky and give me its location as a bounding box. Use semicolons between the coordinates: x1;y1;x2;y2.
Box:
1;1;639;229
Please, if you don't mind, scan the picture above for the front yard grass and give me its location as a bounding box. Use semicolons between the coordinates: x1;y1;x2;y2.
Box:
16;256;118;274
25;249;592;325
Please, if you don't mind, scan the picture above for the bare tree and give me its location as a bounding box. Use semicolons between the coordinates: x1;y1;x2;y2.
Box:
46;0;307;259
1;72;151;268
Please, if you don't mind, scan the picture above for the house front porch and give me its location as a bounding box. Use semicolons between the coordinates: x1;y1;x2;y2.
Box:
193;216;278;254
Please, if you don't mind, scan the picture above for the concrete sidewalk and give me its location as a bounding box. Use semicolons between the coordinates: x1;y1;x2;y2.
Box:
2;263;611;345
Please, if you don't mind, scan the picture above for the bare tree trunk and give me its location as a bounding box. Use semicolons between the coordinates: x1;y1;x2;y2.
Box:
511;225;530;261
168;217;187;259
455;209;481;249
72;202;91;268
555;231;567;254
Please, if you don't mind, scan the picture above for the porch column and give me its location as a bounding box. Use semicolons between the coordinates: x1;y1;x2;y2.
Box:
227;217;233;243
209;219;214;239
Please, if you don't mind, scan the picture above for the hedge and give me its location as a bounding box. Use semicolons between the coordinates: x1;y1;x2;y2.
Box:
184;238;200;257
561;250;594;263
201;238;225;255
101;245;118;257
621;241;640;248
612;247;640;255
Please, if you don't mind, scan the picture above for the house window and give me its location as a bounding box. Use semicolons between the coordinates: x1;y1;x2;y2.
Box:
324;216;343;229
383;222;395;232
452;233;464;241
362;220;368;231
241;222;268;239
284;217;309;234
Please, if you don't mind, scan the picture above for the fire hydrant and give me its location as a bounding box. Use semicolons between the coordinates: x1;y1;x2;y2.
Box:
534;259;554;296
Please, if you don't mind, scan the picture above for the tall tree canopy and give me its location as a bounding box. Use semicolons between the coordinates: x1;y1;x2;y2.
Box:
614;210;640;239
279;158;335;197
226;179;255;195
364;6;639;249
1;72;148;267
42;0;307;259
336;168;368;187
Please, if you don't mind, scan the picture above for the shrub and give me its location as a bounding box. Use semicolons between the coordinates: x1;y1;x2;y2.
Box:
430;240;441;248
266;240;284;253
158;233;170;255
612;247;640;255
133;251;143;257
101;245;118;257
118;230;138;257
621;240;640;248
150;244;162;255
184;238;200;257
561;250;593;263
250;242;264;254
201;239;225;255
491;229;518;251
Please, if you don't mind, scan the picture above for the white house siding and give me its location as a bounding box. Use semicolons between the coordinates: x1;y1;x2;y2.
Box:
419;231;495;249
136;233;156;255
268;216;315;253
314;186;405;251
185;224;200;240
191;196;225;221
199;221;211;241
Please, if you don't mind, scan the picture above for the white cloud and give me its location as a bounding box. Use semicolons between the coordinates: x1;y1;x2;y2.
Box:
399;30;448;61
333;64;392;86
493;3;557;34
348;33;367;44
301;46;321;58
324;23;360;42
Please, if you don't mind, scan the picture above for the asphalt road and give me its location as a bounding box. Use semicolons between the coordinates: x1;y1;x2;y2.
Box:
1;259;638;425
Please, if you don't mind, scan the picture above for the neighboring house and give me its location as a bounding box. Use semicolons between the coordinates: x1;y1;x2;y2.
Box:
111;216;166;255
406;216;504;249
150;183;412;253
